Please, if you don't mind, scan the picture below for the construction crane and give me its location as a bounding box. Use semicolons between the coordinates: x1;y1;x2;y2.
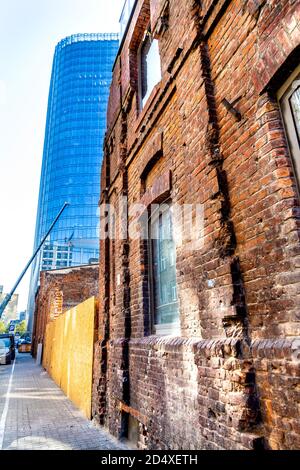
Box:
0;202;69;319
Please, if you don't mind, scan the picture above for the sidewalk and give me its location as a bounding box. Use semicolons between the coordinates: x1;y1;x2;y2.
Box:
0;353;127;450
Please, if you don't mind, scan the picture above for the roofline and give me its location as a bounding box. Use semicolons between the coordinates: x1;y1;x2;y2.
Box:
55;33;119;51
42;263;99;275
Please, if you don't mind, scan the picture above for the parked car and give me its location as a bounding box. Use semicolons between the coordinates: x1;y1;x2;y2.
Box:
0;334;15;360
18;340;32;353
0;338;12;365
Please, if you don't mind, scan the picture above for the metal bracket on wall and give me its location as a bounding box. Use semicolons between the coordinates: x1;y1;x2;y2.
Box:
221;98;242;121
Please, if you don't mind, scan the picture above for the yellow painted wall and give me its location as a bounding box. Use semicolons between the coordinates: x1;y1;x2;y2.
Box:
43;297;96;419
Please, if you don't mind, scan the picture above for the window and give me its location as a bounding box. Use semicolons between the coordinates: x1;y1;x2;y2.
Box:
278;65;300;186
149;203;179;336
139;31;161;108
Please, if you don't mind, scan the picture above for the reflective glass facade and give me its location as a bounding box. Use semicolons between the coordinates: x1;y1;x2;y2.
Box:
119;0;135;41
28;33;118;329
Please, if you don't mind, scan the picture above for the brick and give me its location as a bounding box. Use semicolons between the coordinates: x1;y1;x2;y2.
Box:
93;0;300;451
32;265;99;358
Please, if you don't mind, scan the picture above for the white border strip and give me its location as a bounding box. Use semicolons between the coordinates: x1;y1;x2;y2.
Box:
0;359;15;449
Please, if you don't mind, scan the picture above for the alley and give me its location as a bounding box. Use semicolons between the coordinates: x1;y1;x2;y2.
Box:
0;353;126;450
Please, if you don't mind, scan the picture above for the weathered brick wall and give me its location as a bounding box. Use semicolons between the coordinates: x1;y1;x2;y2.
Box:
251;338;300;449
32;265;99;358
93;0;300;449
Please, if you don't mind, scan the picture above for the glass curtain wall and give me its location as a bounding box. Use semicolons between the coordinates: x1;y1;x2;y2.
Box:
27;34;119;330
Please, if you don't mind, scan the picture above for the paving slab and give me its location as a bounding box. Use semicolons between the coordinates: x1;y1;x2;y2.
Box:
0;353;127;450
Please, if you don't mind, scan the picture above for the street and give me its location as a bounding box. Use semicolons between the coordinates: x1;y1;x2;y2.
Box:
0;353;126;450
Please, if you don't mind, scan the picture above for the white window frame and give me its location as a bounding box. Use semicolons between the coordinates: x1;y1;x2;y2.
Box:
148;202;180;337
138;29;162;110
278;64;300;188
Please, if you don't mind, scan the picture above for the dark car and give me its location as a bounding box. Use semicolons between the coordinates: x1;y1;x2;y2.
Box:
0;334;15;361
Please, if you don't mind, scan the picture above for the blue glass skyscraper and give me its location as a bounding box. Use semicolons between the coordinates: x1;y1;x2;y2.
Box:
28;33;119;329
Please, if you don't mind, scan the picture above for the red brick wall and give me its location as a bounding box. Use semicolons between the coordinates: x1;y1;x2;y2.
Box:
93;0;300;449
32;265;99;358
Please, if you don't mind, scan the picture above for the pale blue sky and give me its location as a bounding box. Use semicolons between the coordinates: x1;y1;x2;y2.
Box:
0;0;124;311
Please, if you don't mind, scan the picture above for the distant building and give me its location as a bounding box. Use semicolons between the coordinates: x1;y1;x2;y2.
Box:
18;311;27;322
0;285;18;324
31;264;99;358
27;33;119;330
